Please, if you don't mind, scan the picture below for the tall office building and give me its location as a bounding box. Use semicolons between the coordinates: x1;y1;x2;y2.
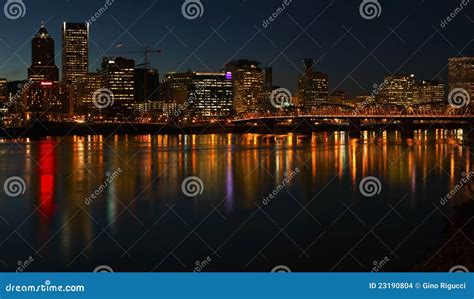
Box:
26;23;63;113
100;57;135;117
0;78;7;104
163;71;194;105
135;68;160;103
76;73;103;114
415;80;445;103
297;59;329;109
163;71;233;119
28;23;59;83
448;57;474;100
378;74;416;106
224;60;264;114
62;22;89;85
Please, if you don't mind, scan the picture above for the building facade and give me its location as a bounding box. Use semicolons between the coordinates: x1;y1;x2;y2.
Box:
448;57;474;102
76;73;103;114
297;59;329;109
163;71;233;119
415;80;445;103
28;23;59;84
378;74;416;107
26;24;63;113
62;22;89;85
100;57;135;117
224;60;264;114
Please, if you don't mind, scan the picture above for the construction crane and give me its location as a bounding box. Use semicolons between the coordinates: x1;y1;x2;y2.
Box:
105;45;163;102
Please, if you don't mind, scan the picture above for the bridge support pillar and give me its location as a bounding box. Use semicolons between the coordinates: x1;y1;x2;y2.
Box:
401;119;414;139
348;118;361;138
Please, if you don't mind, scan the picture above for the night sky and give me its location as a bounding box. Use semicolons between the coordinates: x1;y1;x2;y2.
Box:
0;0;471;95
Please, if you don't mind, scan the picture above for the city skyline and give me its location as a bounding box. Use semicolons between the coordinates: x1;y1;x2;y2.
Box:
0;0;472;96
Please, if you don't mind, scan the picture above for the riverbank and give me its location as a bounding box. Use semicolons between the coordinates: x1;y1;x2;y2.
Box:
0;121;470;139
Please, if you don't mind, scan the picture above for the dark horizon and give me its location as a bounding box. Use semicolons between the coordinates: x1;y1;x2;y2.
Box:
0;0;472;96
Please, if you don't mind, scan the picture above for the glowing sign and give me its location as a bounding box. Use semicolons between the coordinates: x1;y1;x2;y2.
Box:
40;81;53;86
225;72;232;80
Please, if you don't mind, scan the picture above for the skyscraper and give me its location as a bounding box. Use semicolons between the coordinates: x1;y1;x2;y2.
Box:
163;71;233;119
100;57;135;117
224;60;264;114
76;73;103;114
26;23;62;113
378;74;416;107
0;78;7;104
297;59;329;109
62;22;89;85
28;23;59;83
448;57;474;100
415;80;445;103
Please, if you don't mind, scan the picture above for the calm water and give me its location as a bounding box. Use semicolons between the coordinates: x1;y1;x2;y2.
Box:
0;130;472;272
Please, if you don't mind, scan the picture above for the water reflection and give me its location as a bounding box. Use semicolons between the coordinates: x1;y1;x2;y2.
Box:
0;130;471;271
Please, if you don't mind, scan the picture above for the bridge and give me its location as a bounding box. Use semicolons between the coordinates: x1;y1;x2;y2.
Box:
230;103;473;137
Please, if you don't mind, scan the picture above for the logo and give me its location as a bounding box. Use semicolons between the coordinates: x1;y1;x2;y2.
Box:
270;88;292;109
93;265;114;273
359;176;382;197
181;0;204;20
271;265;292;273
359;0;382;20
4;176;26;197
4;0;26;20
181;176;204;197
449;265;469;273
92;88;115;109
448;88;470;109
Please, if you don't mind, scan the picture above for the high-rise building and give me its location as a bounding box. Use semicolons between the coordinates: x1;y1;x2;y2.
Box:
163;71;194;105
0;78;7;104
28;23;59;83
163;71;233;119
378;74;416;106
134;68;160;103
62;22;89;85
297;59;329;109
100;57;135;117
448;57;474;100
76;73;103;114
26;24;63;113
224;60;264;114
415;80;445;103
262;67;281;111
